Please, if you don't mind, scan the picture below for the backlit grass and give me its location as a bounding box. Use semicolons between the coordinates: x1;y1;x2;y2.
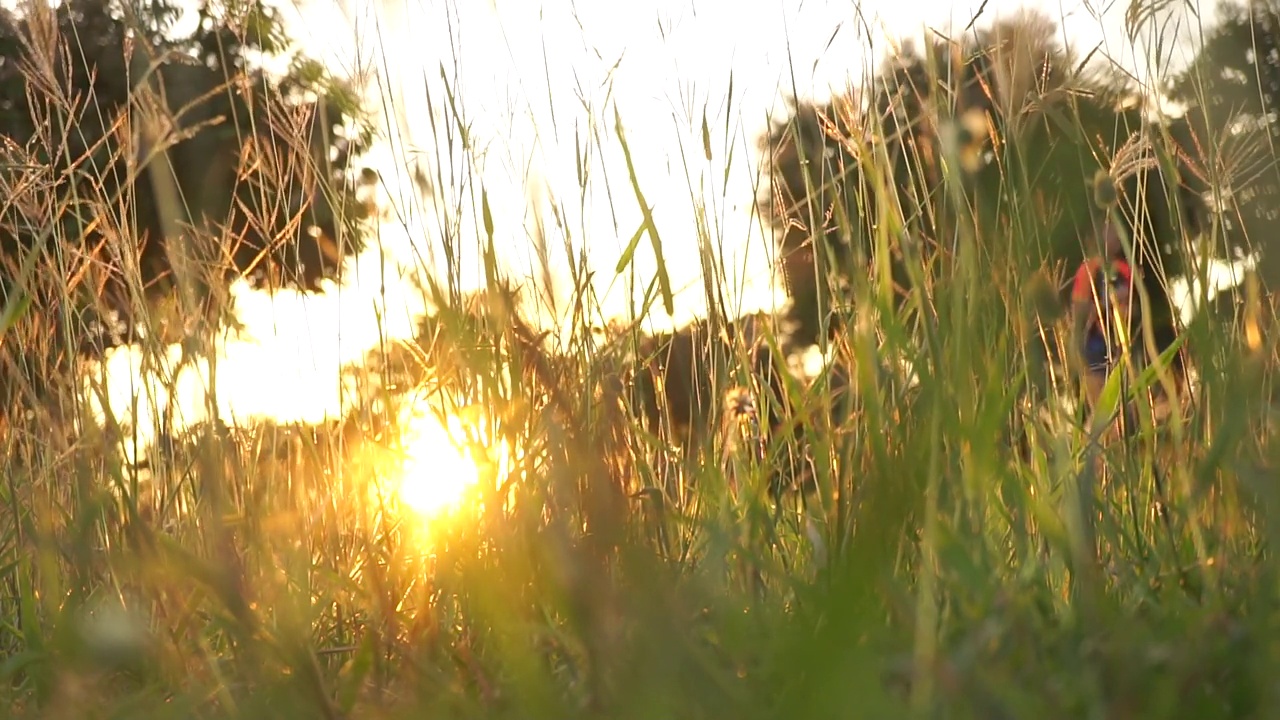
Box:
0;1;1277;719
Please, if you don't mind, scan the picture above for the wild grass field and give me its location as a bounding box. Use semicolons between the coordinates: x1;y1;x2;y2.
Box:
0;0;1278;718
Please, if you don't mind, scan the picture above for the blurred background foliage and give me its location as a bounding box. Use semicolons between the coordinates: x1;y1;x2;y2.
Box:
0;0;373;404
761;9;1218;356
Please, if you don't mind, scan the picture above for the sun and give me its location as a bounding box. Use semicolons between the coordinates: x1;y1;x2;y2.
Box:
394;407;485;521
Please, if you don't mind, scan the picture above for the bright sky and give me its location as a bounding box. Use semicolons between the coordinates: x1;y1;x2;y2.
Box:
275;0;1225;334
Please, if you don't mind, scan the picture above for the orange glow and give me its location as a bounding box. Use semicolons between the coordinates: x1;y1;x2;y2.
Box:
394;407;484;520
384;394;516;536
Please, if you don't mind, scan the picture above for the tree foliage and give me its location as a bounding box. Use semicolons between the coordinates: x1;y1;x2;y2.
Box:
0;0;375;406
1167;0;1280;287
760;9;1210;355
0;0;373;354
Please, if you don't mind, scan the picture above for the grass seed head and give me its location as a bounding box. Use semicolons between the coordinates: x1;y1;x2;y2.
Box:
1092;168;1118;210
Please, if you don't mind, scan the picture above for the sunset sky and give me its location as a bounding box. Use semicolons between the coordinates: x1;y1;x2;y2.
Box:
276;0;1224;333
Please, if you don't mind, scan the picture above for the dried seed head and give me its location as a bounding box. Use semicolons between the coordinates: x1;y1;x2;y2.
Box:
723;386;758;424
720;386;765;472
1092;168;1118;210
1023;269;1063;324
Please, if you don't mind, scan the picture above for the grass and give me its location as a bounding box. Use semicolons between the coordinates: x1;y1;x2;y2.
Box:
1;1;1279;718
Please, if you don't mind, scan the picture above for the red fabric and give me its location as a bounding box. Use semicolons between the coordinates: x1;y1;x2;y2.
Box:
1072;257;1132;303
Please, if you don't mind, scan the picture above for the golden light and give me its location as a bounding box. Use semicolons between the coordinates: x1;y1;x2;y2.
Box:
394;407;485;520
382;391;521;537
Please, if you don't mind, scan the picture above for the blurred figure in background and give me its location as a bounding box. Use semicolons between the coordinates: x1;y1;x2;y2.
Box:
1071;217;1141;416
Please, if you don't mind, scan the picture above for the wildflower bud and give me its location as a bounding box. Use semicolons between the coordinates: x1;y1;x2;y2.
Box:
1092;169;1118;210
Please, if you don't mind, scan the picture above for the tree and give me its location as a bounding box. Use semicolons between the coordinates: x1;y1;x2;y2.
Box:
1167;0;1280;290
0;0;373;403
759;10;1207;362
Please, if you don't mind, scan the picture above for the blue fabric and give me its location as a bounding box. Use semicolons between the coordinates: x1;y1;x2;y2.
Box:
1083;332;1112;372
1083;331;1140;374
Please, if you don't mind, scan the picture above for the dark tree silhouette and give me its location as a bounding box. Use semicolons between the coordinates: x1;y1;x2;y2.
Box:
0;0;372;404
760;10;1208;362
611;310;814;499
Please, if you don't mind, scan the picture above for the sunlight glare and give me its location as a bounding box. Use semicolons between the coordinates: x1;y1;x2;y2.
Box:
394;407;484;520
